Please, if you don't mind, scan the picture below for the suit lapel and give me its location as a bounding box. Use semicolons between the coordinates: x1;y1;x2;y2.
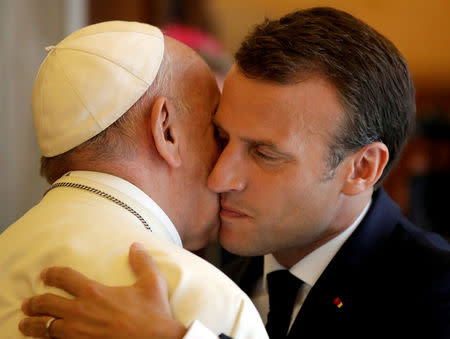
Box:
289;189;403;337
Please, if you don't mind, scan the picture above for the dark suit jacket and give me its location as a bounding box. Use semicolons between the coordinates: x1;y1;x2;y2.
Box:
221;189;450;339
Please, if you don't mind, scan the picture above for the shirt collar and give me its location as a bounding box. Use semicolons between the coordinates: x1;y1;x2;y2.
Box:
62;171;182;247
263;199;372;287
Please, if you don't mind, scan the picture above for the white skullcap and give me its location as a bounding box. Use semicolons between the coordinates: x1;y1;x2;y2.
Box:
32;21;164;157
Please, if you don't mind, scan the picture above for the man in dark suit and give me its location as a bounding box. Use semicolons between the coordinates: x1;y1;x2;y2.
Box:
19;7;449;339
224;188;449;338
208;7;449;337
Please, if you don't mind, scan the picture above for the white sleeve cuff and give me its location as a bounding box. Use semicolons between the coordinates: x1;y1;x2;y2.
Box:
182;320;219;339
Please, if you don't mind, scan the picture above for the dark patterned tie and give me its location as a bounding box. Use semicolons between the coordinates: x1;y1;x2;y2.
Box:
265;270;303;339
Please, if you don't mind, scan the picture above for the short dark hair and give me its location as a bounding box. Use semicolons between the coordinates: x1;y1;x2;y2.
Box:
235;7;416;187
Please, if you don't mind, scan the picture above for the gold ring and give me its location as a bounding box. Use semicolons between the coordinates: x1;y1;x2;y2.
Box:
45;317;57;338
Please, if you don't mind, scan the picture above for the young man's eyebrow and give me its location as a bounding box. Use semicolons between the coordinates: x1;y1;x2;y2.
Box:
212;120;295;160
245;138;296;161
242;137;277;149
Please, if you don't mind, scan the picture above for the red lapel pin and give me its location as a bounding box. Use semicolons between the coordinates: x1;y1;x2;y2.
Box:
333;297;343;308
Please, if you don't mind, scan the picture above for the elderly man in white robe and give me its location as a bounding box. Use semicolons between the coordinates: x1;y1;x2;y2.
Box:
0;21;267;339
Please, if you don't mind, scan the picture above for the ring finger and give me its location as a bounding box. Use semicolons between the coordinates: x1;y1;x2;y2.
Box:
19;316;63;338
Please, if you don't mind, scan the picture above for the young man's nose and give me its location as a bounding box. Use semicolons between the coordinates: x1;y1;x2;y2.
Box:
208;145;246;193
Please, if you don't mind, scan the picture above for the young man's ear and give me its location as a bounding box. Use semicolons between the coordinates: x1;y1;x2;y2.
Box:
150;97;181;168
342;142;389;195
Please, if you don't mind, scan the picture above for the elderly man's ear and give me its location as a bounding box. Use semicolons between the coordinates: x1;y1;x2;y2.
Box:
150;97;182;168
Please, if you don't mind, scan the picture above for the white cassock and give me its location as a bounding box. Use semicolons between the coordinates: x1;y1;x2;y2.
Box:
0;171;267;339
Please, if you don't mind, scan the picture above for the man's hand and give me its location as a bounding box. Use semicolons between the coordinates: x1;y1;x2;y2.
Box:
19;243;187;339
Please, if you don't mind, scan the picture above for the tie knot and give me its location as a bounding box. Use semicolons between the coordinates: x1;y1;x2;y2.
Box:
266;269;303;294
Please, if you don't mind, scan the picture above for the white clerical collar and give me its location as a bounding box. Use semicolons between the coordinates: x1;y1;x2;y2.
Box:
63;171;182;248
263;199;372;287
